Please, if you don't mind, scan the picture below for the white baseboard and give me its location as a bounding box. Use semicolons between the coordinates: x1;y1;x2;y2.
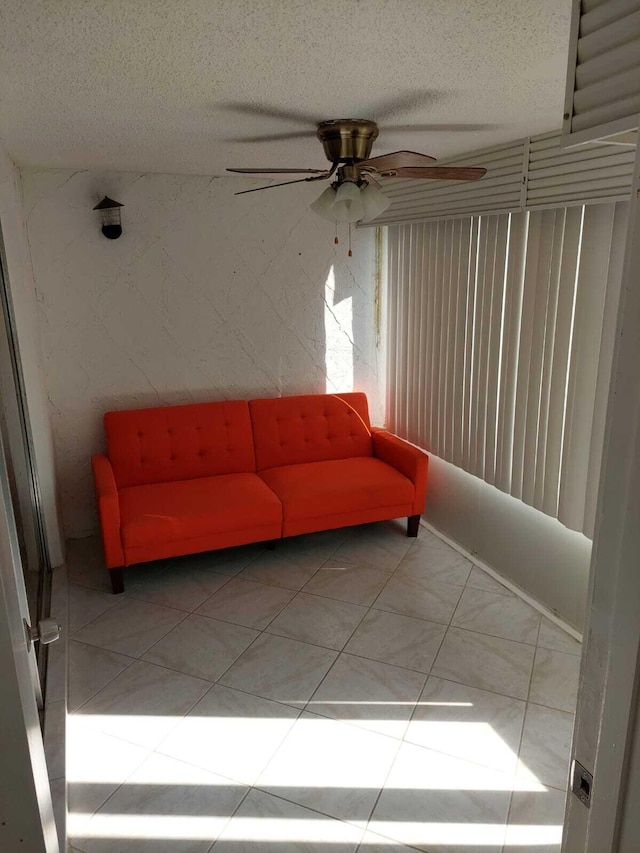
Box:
419;519;583;643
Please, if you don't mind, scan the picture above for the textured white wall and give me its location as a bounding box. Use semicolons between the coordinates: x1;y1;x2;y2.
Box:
21;169;384;538
0;148;63;564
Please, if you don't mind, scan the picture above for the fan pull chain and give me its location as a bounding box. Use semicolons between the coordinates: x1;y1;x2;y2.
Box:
334;222;339;244
348;223;353;257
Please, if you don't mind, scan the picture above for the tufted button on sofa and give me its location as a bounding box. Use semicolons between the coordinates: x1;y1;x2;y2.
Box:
92;392;428;593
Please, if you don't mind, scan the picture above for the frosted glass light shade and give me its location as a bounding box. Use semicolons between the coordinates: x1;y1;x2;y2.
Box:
332;182;365;223
310;186;338;222
361;184;391;221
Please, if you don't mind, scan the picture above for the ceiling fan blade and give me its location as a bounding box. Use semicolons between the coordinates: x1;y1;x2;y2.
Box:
371;91;446;122
383;166;487;181
360;150;437;171
234;177;324;196
223;130;317;143
227;167;329;175
220;102;319;126
384;123;496;133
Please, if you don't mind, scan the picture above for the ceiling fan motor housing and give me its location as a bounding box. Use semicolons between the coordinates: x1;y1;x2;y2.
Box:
317;119;379;162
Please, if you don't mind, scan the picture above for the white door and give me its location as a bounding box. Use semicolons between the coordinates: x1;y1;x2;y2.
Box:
0;430;59;852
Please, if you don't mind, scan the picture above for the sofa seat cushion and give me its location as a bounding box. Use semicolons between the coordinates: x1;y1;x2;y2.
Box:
259;457;415;522
119;473;282;549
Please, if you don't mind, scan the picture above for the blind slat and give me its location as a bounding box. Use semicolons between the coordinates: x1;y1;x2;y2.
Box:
558;204;616;529
521;210;558;507
462;219;480;471
494;211;528;493
532;209;567;511
541;206;584;517
582;201;629;536
483;215;509;486
451;218;473;467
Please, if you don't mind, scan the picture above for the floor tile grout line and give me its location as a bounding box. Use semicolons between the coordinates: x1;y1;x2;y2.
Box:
299;605;378;716
70;646;216;708
74;604;194;662
196;570;299;610
200;593;296;633
506;624;549;828
72;673;215;758
236;785;369;848
356;718;407;842
71;592;192;642
67;583;126;632
263;588;371;651
447;613;542;648
318;645;440;678
432;620;545;650
246;724;396;841
126;570;235;613
368;601;462;631
453;581;542;619
203;780;254;853
426;627;533;704
367;558;407;610
527;698;576;717
69;653;139;715
142;627;260;684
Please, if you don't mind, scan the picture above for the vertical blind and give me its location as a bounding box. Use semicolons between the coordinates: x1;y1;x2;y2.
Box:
387;201;629;537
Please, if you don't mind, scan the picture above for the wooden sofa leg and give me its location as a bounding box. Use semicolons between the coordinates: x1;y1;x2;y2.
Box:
110;566;125;594
265;540;278;551
407;515;421;538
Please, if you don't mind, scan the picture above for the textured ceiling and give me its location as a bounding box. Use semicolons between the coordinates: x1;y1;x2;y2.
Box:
0;0;571;175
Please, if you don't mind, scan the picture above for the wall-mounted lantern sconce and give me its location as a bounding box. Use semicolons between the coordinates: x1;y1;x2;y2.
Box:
93;196;124;239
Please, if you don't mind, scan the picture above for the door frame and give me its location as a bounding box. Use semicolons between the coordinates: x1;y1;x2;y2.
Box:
0;430;59;852
563;143;640;849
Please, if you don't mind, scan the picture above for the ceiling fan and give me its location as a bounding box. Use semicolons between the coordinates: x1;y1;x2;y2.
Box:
226;117;487;228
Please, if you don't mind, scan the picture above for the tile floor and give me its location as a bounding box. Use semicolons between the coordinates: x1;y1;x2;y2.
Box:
63;520;581;852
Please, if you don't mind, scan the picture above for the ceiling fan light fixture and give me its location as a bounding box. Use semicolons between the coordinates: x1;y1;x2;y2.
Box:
311;181;369;224
360;183;391;221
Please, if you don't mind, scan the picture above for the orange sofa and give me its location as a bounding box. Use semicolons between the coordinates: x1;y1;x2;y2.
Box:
92;392;428;593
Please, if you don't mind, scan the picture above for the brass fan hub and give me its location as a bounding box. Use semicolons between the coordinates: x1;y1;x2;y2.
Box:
317;119;379;163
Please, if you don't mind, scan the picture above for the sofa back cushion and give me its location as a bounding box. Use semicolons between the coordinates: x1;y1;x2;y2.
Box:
249;392;372;471
104;400;256;488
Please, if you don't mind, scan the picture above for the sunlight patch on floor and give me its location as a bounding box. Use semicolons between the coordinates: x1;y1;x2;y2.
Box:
68;815;562;846
66;708;562;848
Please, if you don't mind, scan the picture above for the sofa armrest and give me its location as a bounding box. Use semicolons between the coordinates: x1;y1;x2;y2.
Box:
371;428;429;514
91;454;124;568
